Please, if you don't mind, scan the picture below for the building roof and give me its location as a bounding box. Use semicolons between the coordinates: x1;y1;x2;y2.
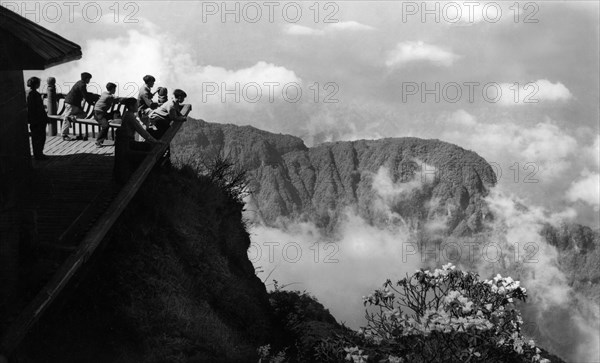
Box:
0;6;82;70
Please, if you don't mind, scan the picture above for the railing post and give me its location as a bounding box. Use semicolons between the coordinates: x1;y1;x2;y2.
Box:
46;77;57;136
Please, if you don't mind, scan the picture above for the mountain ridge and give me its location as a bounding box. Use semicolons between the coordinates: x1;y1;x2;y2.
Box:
174;118;497;236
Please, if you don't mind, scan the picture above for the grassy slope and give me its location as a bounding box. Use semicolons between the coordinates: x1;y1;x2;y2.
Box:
18;166;281;362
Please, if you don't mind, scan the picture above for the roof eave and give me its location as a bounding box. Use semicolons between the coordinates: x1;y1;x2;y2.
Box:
43;52;83;70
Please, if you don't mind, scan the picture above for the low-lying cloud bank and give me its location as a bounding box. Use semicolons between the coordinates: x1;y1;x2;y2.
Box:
247;167;599;362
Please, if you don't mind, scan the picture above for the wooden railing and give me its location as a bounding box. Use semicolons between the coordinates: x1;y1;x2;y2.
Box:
43;92;126;139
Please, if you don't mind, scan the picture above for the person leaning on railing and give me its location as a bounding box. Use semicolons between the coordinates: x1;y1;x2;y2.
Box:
61;72;98;141
113;97;161;184
93;82;118;148
137;74;158;126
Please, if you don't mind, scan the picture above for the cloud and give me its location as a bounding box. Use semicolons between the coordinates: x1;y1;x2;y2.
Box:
584;134;600;168
566;171;600;209
441;111;578;182
497;79;573;106
327;21;375;31
29;22;301;111
448;109;477;126
385;41;460;68
483;189;598;362
439;109;600;228
248;210;420;328
371;167;424;202
191;61;302;107
246;167;438;327
283;24;324;36
536;79;573;101
283;21;374;36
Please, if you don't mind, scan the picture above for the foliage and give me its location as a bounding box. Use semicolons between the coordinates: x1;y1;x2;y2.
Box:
266;288;347;362
202;155;250;205
350;263;550;363
262;265;557;363
257;344;288;363
174;152;250;206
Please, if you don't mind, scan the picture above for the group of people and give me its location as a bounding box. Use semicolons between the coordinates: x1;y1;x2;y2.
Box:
26;72;189;182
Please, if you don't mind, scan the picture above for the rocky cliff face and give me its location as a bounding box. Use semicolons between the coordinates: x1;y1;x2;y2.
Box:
174;119;497;236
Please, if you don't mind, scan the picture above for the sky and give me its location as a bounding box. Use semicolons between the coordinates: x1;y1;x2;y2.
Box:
11;0;598;228
7;1;599;359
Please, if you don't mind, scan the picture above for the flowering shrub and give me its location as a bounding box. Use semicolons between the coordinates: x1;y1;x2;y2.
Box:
257;344;287;363
344;346;369;362
356;263;550;363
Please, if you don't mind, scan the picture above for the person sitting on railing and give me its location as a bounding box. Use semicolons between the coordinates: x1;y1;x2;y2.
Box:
156;86;168;106
93;82;118;148
113;97;161;184
61;72;97;141
26;77;49;160
148;89;188;139
147;89;188;164
137;75;158;126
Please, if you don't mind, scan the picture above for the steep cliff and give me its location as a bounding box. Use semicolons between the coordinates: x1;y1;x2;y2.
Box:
174;119;497;236
19;167;282;363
